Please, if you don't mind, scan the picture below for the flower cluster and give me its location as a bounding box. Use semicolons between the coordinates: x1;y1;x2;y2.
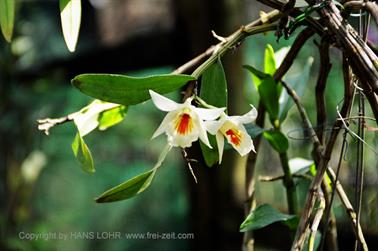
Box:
149;90;257;162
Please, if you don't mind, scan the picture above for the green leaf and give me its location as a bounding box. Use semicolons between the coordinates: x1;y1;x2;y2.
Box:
258;76;279;121
96;144;172;203
60;0;81;52
243;65;270;89
98;105;128;131
263;130;289;153
245;124;265;138
279;57;314;122
200;136;219;167
264;44;276;76
240;204;296;232
72;74;196;106
71;133;95;173
71;100;119;136
95;168;157;203
0;0;15;42
199;60;228;166
200;59;228;108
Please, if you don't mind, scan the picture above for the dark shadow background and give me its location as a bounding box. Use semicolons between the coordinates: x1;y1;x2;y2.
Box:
0;1;377;251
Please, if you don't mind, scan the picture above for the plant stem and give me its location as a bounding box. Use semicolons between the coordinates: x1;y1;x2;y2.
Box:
279;151;298;214
191;23;278;79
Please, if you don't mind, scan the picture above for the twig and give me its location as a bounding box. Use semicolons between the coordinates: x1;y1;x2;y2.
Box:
37;115;74;135
326;167;369;251
191;23;278;79
308;188;325;251
315;38;332;143
259;173;312;182
290;55;355;251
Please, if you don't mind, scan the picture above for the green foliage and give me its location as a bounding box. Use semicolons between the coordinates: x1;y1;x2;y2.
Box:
240;204;296;232
98;105;128;131
257;77;279;122
199;60;228;166
72;73;196;106
0;0;15;42
59;0;81;52
200;59;228;108
279;57;313;121
263;130;289;153
95;168;157;203
71;133;95;173
264;44;276;76
245;124;266;138
95;144;171;202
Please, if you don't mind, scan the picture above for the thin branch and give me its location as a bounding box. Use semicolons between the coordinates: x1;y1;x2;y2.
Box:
37;115;74;135
308;188;325;251
315;38;332;143
273;27;315;81
290;55;356;251
259;173;313;182
191;22;279;79
326;167;369;251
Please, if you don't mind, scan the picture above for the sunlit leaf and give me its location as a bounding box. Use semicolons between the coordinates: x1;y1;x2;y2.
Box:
0;0;15;42
263;130;289;153
199;60;228;166
264;44;276;76
98;105;128;131
71;100;119;137
95;144;172;203
72;133;94;173
244;65;270;89
240;204;296;232
279;57;314;121
72;74;196;105
60;0;81;52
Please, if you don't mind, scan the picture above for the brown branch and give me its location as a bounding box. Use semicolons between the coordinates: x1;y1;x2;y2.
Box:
344;1;378;28
315;38;332;143
282;75;369;249
326;167;369;251
291;55;355;251
316;1;378;94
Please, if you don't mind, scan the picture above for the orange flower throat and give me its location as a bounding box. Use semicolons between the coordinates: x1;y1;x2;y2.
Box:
226;129;241;146
175;113;193;135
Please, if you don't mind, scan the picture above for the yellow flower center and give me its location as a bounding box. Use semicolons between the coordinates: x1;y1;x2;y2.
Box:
225;128;242;146
175;112;193;135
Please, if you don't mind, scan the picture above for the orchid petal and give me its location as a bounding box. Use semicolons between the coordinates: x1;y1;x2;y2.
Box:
232;126;254;156
216;132;225;163
204;120;224;135
233;105;258;124
198;119;212;148
195;107;225;120
149;90;180;112
151;111;177;139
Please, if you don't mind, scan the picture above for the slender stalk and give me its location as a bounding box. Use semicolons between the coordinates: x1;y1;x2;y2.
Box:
308;188;325;251
191;23;278;79
279;151;298;214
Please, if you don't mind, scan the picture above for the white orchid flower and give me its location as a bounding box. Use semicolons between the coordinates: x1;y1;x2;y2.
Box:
149;90;225;148
206;106;258;163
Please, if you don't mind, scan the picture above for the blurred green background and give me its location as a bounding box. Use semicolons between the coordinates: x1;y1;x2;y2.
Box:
0;1;377;251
